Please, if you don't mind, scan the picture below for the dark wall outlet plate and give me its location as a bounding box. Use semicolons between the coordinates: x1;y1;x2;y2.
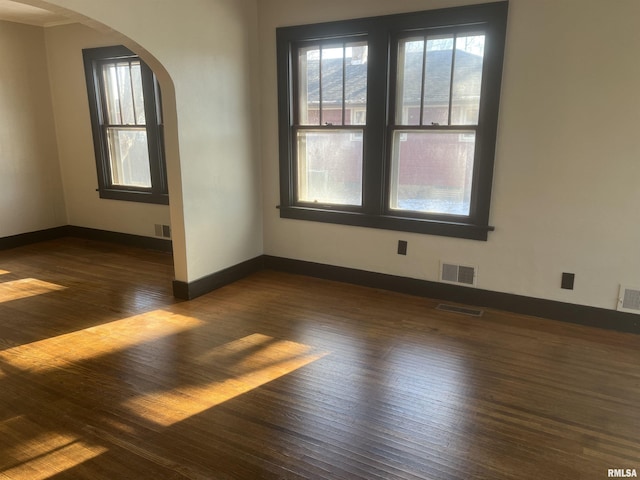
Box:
561;272;575;290
397;240;407;255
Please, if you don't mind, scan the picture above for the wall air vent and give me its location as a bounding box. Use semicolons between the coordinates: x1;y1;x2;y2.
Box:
617;285;640;314
154;224;172;239
440;262;477;287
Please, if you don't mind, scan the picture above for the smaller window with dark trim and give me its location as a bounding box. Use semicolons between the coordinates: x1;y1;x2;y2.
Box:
83;46;168;205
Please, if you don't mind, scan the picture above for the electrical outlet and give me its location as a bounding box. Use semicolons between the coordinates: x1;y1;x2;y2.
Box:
561;272;575;290
397;240;407;255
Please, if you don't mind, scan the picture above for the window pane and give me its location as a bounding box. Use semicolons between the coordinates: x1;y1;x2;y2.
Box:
396;38;424;126
451;35;485;125
298;46;320;125
297;130;363;206
130;62;146;124
102;61;145;126
345;42;368;125
116;62;135;125
102;64;121;124
389;130;475;216
299;42;367;127
107;127;152;188
321;45;344;125
423;36;454;126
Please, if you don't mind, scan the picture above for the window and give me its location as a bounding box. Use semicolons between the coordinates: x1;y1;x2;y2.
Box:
83;46;168;205
277;2;508;240
295;39;368;207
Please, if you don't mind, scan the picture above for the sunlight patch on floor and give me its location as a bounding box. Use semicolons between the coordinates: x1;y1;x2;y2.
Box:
0;278;66;303
124;334;329;426
0;415;107;480
0;269;9;275
0;310;204;373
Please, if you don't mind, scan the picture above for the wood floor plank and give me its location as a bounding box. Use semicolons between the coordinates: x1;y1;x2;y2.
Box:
0;238;638;479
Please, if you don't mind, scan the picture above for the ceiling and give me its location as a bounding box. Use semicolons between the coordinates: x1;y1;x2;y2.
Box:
0;0;72;27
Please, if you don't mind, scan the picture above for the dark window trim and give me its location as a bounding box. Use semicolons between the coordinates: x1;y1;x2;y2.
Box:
276;2;508;240
83;45;169;205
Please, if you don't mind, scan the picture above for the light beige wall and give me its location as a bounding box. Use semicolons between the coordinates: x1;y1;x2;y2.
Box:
29;0;640;313
44;23;171;239
259;0;640;314
0;20;66;237
36;0;263;283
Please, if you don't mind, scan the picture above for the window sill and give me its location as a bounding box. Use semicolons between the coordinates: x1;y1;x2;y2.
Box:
279;205;493;241
98;189;169;206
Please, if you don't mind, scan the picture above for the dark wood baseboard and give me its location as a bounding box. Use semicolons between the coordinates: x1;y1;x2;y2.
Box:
0;226;69;251
4;229;637;334
172;256;264;300
65;226;172;253
263;255;640;334
0;226;172;253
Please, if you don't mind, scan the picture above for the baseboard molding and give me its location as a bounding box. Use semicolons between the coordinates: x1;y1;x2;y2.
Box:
263;255;640;334
0;226;69;251
4;229;638;334
0;225;172;253
65;226;172;253
173;256;264;300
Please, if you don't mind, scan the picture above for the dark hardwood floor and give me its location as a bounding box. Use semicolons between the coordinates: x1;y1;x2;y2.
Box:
0;238;638;479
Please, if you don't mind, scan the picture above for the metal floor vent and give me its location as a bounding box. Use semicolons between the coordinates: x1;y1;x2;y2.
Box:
436;304;484;317
617;285;640;314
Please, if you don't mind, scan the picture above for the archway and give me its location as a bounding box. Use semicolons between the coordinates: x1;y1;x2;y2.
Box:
6;0;187;281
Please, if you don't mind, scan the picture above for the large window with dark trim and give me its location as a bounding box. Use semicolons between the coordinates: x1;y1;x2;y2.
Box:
277;2;507;240
83;46;168;205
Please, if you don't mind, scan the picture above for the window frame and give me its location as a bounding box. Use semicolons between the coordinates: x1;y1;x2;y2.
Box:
83;45;168;205
276;2;508;240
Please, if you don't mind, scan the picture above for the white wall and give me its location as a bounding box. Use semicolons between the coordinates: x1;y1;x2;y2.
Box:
0;20;66;237
16;0;639;314
44;23;172;239
259;0;640;314
36;0;263;284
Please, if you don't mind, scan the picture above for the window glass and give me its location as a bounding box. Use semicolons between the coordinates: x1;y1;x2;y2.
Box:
451;34;485;125
296;130;363;206
107;128;152;187
297;46;320;126
298;41;368;126
102;61;146;126
396;38;424;126
389;131;475;216
321;45;344;125
423;36;454;126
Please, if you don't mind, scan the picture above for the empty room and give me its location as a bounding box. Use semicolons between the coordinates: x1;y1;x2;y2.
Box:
0;0;638;478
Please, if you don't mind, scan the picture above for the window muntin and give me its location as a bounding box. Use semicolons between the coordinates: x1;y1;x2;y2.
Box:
83;46;168;205
294;40;368;206
277;3;507;240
